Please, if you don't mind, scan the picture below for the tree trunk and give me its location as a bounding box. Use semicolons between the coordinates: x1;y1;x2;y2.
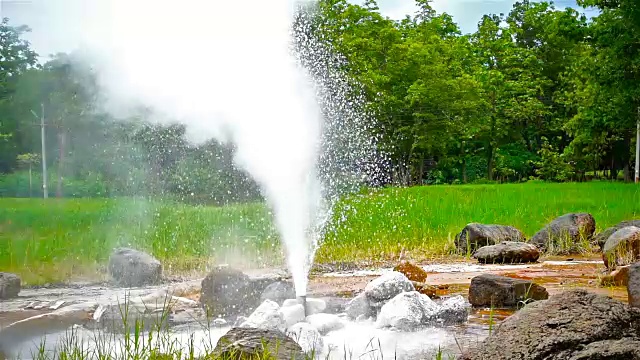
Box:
487;144;495;181
57;130;65;198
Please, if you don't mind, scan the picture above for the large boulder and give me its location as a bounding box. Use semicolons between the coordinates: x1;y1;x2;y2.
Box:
108;248;162;287
628;262;640;308
260;281;295;305
0;273;21;299
240;300;286;332
200;266;273;318
305;313;344;335
462;289;640;360
375;291;438;331
603;226;640;269
393;261;428;283
529;213;596;253
599;265;630;287
287;322;324;354
345;292;374;320
214;327;304;360
435;295;472;326
364;271;415;306
468;274;548;308
595;219;640;250
473;242;540;264
455;224;526;254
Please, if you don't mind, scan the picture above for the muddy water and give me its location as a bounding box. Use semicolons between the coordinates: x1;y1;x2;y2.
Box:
0;258;627;359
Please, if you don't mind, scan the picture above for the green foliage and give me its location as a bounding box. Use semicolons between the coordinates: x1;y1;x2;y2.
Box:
534;137;573;182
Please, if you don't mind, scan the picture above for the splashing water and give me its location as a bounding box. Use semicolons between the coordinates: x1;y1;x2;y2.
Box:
27;0;386;297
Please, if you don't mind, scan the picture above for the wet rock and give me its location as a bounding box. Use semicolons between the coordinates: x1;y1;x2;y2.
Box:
413;282;438;298
0;273;20;299
375;291;437;331
345;292;373;320
628;262;640;308
473;241;540;264
240;299;286;332
280;304;305;328
462;289;640;360
214;327;304;360
468;274;548;307
322;297;349;314
261;281;295;304
305;298;326;316
200;266;270;319
364;271;414;304
595;219;640;250
603;226;640;269
108;248;162;287
287;322;324;354
92;302;170;333
455;223;526;254
305;313;344;335
530;213;596;253
599;265;630;287
393;261;428;283
435;296;471;326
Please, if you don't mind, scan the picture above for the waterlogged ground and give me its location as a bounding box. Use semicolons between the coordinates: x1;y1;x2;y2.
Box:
0;257;624;360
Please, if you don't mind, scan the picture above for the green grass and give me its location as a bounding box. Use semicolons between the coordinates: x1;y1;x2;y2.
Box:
2;181;640;284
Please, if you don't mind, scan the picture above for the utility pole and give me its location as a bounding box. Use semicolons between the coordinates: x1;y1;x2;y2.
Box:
636;106;640;184
31;104;48;199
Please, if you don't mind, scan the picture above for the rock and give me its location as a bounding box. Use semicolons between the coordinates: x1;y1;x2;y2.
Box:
628;262;640;308
473;242;540;264
287;322;324;354
280;304;305;328
603;226;640;269
240;300;286;332
434;296;471;326
322;297;350;314
413;282;438;298
393;261;428;283
375;291;439;331
530;213;596;253
233;316;248;327
305;313;344;335
462;289;640;360
261;281;295;305
214;327;304;360
595;219;640;250
200;266;269;318
599;265;630;287
364;271;414;304
108;248;162;287
305;298;326;316
455;223;526;254
345;292;373;320
0;273;20;299
468;274;549;307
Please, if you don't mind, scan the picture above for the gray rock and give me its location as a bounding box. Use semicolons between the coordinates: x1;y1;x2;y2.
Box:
108;248;162;287
455;224;526;254
595;219;640;250
261;281;295;304
345;292;373;320
280;304;305;328
92;303;169;333
364;271;414;303
628;262;640;308
375;291;437;331
468;274;548;307
240;300;286;332
529;213;596;254
200;266;273;319
473;242;540;264
305;298;326;315
214;327;304;360
462;289;640;360
0;273;21;299
603;226;640;269
287;322;324;354
435;295;471;326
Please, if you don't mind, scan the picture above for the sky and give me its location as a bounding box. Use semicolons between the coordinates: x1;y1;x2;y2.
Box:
0;0;599;60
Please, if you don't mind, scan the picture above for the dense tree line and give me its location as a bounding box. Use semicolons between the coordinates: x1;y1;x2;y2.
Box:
0;0;639;201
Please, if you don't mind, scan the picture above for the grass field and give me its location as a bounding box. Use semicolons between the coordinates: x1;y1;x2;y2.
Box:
2;181;640;284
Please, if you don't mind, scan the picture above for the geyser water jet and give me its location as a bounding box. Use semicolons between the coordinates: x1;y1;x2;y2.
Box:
22;0;386;298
